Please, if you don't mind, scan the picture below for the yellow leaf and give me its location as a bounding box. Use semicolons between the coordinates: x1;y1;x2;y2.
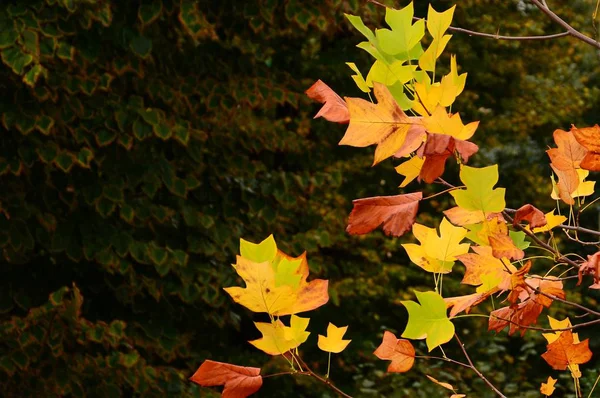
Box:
540;376;557;396
412;81;441;116
418;34;451;72
283;315;311;346
395;156;425;187
402;217;470;273
318;323;351;353
422;106;479;140
341;82;418;165
531;210;566;233
223;256;296;315
439;55;467;107
366;60;416;87
426;375;454;391
571;168;595;198
346;62;370;93
249;320;301;356
426;4;455;42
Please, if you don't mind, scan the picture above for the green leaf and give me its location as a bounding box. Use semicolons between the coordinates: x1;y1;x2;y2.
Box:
509;230;530;250
450;165;506;213
54;152;74;172
1;47;34;75
375;4;425;58
36;143;58;163
401;291;454;351
76;148;94;168
120;204;135;223
56;42;75;60
344;14;376;42
104;185;124;202
22;64;46;87
148;242;168;266
153;122;171;140
133;119;153;140
0;22;18;49
96;197;116;218
138;0;163;26
35;115;54;135
240;235;277;263
130;35;152;58
95;129;117;146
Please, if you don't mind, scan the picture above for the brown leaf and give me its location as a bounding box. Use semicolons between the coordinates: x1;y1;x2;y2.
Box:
347;192;422;237
488;299;544;336
190;360;263;398
416;134;478;183
373;331;415;373
572;124;600;171
512;204;547;229
305;80;349;124
577;251;600;287
541;330;592;370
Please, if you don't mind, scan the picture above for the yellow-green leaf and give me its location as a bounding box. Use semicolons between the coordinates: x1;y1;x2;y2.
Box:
401;291;454;351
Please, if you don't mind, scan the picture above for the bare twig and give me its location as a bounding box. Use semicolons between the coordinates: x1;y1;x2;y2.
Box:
454;334;507;398
530;0;600;49
366;0;569;41
489;314;600;332
295;355;353;398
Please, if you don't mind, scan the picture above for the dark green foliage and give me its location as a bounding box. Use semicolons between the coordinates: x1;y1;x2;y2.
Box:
0;0;598;397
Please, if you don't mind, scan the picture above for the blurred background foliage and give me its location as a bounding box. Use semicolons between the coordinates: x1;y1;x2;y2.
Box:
0;0;598;396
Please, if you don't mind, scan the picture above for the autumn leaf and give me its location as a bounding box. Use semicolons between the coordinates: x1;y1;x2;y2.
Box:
546;128;588;205
250;317;309;355
225;237;329;316
531;210;566;233
340;82;420;165
456;245;515;288
376;3;424;58
488;300;543;336
512;204;547;229
402;217;470;273
346;192;422;237
541;330;592;371
416;133;478;183
223;256;296;315
318;323;351;353
305;80;350;124
395;156;425;187
402;291;454;351
540;376;557;396
444;206;497;226
373;331;415;373
190;360;262;398
422;106;479;140
572;124;600;171
450;165;506;214
577;251;600;289
346;62;370;93
426;375;455;391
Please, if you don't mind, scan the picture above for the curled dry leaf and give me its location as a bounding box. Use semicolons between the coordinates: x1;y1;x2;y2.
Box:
426;375;455;391
546;128;588;205
512;204;547;229
373;331;415;373
305;80;350;124
541;330;592;371
190;360;262;398
347;192;422;237
572;124;600;171
577;251;600;289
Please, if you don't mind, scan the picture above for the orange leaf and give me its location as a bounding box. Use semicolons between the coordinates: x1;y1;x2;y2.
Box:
346;192;422;237
540;376;557;396
190;360;263;398
488;300;543;336
426;375;454;391
305;80;350;124
572;124;600;171
445;291;493;317
456;245;515;288
489;232;524;260
546;129;587;204
341;82;419;165
373;331;415;373
541;330;592;370
512;204;547;229
416;134;478;183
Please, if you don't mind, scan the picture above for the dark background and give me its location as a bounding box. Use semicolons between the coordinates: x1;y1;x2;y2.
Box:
0;0;599;396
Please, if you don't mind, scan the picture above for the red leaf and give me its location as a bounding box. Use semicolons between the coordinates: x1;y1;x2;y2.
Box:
190;360;263;398
305;80;349;124
512;204;547;228
347;192;422;237
373;331;415;373
577;251;600;287
416;134;478;183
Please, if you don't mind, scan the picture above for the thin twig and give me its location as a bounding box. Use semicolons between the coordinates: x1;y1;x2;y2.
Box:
295;355;353;398
560;224;600;237
454;334;507;398
415;354;471;369
530;0;600;49
490;314;600;332
366;0;569;41
525;281;600;317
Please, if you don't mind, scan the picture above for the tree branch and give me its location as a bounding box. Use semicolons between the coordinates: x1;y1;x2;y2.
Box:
454;334;507;398
295;355;353;398
530;0;600;49
366;0;569;42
